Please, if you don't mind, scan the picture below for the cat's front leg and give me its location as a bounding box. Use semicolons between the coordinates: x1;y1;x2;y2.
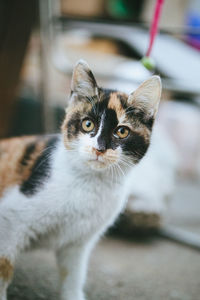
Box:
0;257;14;300
56;242;90;300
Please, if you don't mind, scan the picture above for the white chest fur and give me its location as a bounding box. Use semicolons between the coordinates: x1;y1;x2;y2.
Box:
0;141;126;253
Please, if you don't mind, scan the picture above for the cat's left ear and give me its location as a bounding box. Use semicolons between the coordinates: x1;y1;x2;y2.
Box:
128;76;162;118
71;60;98;97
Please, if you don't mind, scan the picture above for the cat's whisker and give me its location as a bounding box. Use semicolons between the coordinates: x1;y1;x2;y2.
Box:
120;161;134;171
118;159;131;169
117;163;125;177
111;165;115;183
120;156;136;167
112;163;120;179
124;149;144;160
111;164;117;182
32;153;53;173
108;164;114;183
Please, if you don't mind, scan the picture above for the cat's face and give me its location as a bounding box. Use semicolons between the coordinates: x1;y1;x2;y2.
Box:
62;60;161;172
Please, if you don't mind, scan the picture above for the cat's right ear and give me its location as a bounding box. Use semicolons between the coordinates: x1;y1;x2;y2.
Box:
71;60;98;97
128;76;161;118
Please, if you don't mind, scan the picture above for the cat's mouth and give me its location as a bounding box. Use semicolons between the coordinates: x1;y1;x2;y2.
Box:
81;147;119;170
86;153;116;170
86;156;107;170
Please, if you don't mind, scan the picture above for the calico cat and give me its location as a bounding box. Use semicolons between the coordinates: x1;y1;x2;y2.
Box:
0;60;161;300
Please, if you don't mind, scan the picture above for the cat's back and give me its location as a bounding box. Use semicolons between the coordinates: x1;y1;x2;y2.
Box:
0;135;59;199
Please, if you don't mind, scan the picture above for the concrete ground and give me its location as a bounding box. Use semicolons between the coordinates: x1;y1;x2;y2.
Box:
8;179;200;300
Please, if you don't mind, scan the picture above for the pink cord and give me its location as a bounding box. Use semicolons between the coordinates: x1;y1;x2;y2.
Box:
146;0;165;57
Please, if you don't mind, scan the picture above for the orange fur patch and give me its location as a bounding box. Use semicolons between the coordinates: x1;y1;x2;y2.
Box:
0;258;13;281
107;92;151;143
107;92;125;120
0;136;47;198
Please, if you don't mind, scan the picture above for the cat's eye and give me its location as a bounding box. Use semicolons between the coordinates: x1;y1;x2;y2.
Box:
82;119;95;132
114;126;130;139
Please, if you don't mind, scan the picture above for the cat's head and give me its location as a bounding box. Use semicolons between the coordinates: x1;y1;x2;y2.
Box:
62;60;161;172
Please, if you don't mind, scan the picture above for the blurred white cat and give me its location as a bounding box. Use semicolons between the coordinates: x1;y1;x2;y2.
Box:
124;123;178;228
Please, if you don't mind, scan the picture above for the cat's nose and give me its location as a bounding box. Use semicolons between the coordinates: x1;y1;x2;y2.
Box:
93;147;106;156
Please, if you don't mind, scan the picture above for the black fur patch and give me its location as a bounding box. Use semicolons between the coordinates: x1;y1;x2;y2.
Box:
20;135;59;196
20;142;36;167
117;93;127;109
129;108;154;130
121;133;149;162
97;109;118;151
117;94;154;130
87;88;116;118
67;112;81;139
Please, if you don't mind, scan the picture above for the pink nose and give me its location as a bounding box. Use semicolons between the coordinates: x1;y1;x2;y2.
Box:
93;148;106;156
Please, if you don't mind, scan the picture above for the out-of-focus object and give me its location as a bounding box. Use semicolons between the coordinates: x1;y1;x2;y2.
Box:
0;0;38;138
186;0;200;50
141;56;155;71
61;0;144;20
106;0;144;20
52;31;151;90
56;21;200;96
61;0;104;17
142;0;189;30
141;0;165;71
159;101;200;178
159;225;200;251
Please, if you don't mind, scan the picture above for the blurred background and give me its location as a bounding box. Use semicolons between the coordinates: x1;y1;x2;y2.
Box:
1;0;200;299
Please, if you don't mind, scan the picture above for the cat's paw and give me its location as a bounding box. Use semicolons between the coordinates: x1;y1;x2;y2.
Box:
0;292;7;300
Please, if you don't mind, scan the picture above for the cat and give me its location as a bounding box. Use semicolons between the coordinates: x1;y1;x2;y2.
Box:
0;60;161;300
